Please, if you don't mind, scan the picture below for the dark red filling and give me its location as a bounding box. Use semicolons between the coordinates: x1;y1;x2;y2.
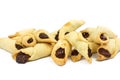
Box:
55;48;65;58
98;48;111;58
16;52;30;63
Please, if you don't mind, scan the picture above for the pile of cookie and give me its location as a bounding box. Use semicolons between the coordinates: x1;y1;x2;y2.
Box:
0;20;120;66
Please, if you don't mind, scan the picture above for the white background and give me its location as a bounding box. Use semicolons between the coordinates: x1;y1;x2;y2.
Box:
0;0;120;80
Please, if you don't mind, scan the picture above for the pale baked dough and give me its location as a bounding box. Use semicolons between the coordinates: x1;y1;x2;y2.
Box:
59;20;85;39
51;39;71;66
88;42;100;53
81;27;117;44
97;38;120;60
65;31;92;63
34;29;56;43
13;43;53;61
70;49;82;62
21;34;36;47
0;38;23;53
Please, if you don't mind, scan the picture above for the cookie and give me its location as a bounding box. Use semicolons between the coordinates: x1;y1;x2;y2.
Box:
97;38;120;60
81;27;117;44
12;43;53;63
21;34;37;47
65;31;92;63
34;29;56;43
59;20;85;40
70;49;82;62
51;39;71;66
8;28;37;47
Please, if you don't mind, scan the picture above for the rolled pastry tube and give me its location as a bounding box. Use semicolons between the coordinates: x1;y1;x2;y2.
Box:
8;28;36;38
8;28;36;47
81;27;116;44
59;20;85;40
70;49;82;62
9;33;37;47
34;29;56;43
22;34;37;47
12;43;53;63
97;26;117;39
65;31;92;63
91;27;110;44
81;27;109;44
51;39;71;66
97;38;120;61
0;38;24;53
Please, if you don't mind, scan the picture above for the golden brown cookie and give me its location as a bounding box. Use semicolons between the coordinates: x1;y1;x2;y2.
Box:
97;38;120;61
81;27;117;44
34;29;56;43
65;31;92;63
70;49;82;62
9;33;37;47
12;43;53;63
59;20;85;40
51;39;71;66
8;28;37;47
21;34;37;47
